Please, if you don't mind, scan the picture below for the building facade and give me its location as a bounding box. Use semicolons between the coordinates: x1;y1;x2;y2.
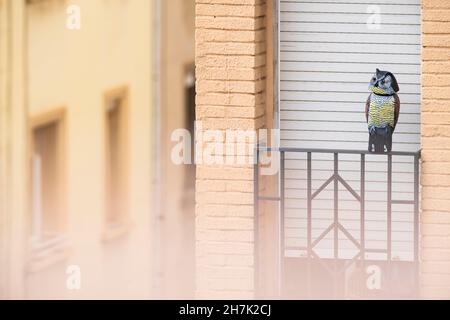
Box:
26;0;154;299
0;0;198;299
195;0;450;299
1;0;450;300
1;0;155;299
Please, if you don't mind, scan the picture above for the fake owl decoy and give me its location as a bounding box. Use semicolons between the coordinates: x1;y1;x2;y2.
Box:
365;68;400;153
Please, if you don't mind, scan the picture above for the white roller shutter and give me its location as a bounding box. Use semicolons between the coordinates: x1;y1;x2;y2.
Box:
279;0;421;261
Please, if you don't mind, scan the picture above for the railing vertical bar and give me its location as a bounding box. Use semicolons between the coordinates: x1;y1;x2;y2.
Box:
413;154;420;298
387;154;393;294
253;145;259;297
333;153;339;298
307;152;312;298
360;154;366;270
279;150;285;297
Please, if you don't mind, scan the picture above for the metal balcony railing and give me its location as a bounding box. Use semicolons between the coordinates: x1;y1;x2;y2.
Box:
254;146;421;299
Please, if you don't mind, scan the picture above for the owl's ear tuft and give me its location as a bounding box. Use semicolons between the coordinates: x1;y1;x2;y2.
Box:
389;72;400;93
375;68;382;78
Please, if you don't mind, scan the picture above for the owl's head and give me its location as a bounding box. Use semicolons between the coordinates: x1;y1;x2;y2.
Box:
369;68;399;95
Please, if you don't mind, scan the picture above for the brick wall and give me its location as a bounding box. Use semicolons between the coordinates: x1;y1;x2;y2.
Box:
421;0;450;299
195;0;266;298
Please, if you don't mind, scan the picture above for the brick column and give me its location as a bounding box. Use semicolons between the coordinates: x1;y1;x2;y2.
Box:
195;0;266;298
421;0;450;299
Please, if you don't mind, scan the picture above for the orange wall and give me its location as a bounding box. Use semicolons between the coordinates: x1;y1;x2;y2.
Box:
420;0;450;299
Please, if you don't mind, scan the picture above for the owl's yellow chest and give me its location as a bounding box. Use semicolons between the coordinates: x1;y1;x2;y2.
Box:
368;94;395;128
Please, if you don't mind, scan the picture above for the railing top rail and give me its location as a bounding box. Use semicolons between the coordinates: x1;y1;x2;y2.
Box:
256;146;421;158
